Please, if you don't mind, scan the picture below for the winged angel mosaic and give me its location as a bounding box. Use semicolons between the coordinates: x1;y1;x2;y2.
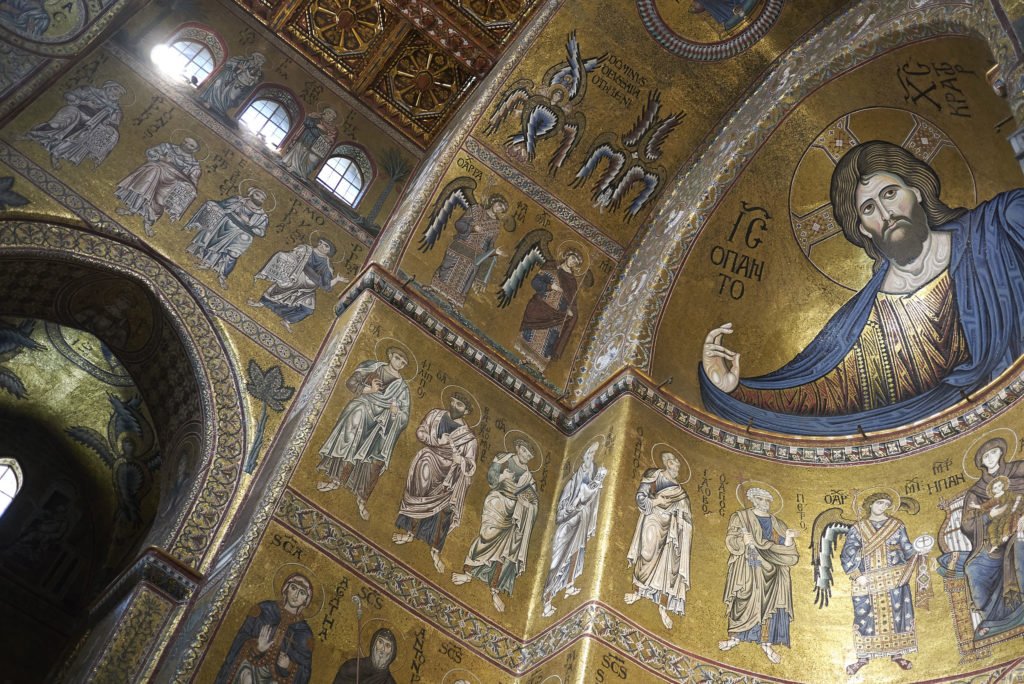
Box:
810;488;934;677
484;32;605;174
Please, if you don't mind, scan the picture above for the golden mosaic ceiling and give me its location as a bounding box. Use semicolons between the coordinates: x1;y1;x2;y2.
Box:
233;0;541;147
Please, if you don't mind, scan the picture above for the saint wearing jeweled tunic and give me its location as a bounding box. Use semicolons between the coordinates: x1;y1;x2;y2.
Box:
840;515;919;662
430;203;502;308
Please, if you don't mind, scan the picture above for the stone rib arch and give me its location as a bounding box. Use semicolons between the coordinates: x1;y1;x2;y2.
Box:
573;0;1020;400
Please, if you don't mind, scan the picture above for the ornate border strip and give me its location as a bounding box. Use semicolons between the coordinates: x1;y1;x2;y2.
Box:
274;487;1020;683
0;140;312;376
332;265;1024;463
636;0;785;61
463;137;624;259
182;273;311;374
0;222;245;571
104;43;378;247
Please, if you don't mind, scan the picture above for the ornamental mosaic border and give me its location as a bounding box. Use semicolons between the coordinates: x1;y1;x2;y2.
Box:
335;267;568;420
0;0;133;57
576;0;1015;396
273;487;1022;683
636;0;785;62
90;584;177;683
168;295;374;680
104;43;378;247
0;139;136;242
332;265;1024;463
0;139;312;376
90;549;201;622
463;136;625;259
0;222;246;572
181;273;312;374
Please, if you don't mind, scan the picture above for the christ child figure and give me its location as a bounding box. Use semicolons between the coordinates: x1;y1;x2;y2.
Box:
969;476;1023;553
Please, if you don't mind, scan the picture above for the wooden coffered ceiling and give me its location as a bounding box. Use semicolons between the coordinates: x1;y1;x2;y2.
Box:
234;0;540;148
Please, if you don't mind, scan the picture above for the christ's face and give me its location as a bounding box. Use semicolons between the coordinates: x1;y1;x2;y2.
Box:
870;498;892;516
371;636;394;669
855;172;930;265
993;481;1007;498
982;447;1004;469
750;493;772;513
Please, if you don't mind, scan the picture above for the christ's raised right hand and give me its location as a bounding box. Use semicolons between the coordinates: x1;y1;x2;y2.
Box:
702;323;740;393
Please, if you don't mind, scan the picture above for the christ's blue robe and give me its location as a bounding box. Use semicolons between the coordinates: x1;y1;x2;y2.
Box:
700;189;1024;435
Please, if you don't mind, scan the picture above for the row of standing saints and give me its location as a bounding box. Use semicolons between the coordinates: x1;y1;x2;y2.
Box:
17;65;350;334
214;337;1024;681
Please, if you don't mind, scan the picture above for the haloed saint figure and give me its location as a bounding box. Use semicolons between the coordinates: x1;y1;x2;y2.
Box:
701;141;1024;435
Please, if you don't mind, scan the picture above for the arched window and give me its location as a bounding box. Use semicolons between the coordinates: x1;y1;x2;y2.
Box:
0;458;23;518
316;144;374;206
152;24;226;87
239;98;292;148
317;156;363;205
169;40;216;85
237;86;302;150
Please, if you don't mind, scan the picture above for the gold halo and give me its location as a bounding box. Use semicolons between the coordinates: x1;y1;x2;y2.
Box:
504;429;544;473
356;617;395;658
788;107;976;292
441;384;481;428
650;443;691;485
271;562;324;618
236;178;278;212
850;485;901;519
736;480;784;515
569;435;605;472
557;239;589;275
442;670;481;684
962;428;1019;481
373;337;420;382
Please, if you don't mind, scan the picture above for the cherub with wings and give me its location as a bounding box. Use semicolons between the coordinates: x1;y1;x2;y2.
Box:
498;229;594;371
67;393;160;546
484;32;606;174
810;487;933;676
571;89;683;220
419;177;515;309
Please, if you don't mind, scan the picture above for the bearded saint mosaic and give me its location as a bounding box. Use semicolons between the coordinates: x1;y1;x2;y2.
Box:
185;186;271;288
23;79;126;169
810;488;933;677
451;433;540;613
623;447;691;630
248;237;348;332
718;483;798;665
541;439;606;617
393;387;480;574
115;137;202;236
700;140;1024;435
315;345;413;519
